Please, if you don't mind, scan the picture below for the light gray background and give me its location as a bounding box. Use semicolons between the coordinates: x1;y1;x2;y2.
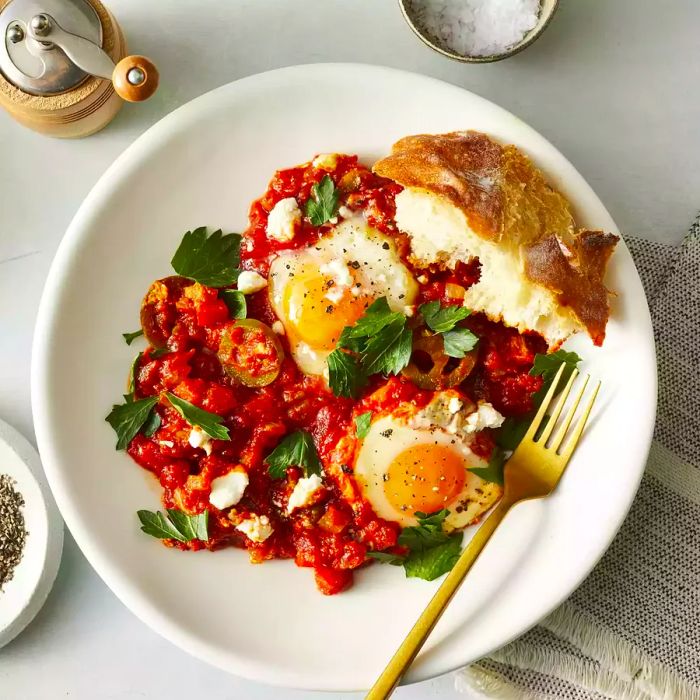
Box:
0;1;696;698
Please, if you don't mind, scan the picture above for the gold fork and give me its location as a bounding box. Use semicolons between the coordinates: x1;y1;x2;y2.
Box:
366;364;601;700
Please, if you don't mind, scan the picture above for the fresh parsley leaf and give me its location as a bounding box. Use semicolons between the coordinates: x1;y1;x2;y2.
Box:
137;508;208;543
141;410;161;438
171;227;241;287
361;320;412;376
531;350;582;404
123;329;144;345
354;411;372;439
469;447;506;485
403;535;463;581
419;301;471;333
398;509;451;551
366;551;404;565
128;352;143;396
328;297;412;397
221;289;247;319
442;328;479;358
497;416;530;451
327;349;366;398
166;508;209;541
106;396;159;450
305;175;339;226
397;510;464;581
339;297;401;346
165;392;230;441
266;430;322;479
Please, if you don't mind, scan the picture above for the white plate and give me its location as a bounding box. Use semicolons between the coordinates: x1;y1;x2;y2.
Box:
0;418;63;649
31;64;656;691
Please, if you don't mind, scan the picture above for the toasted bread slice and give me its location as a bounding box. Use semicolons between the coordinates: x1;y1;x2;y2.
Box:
373;131;618;346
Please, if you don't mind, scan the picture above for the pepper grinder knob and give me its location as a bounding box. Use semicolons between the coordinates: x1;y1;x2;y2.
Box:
112;55;159;102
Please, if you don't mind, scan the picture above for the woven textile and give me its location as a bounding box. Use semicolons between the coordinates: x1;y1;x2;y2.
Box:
457;222;700;700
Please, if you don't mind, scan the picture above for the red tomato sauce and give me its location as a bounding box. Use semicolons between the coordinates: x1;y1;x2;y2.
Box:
124;154;545;595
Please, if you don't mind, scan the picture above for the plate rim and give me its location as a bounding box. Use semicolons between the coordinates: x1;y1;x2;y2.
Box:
31;62;657;690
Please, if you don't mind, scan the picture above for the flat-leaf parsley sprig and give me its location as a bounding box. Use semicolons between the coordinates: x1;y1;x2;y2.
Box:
327;297;413;398
266;430;322;479
367;509;463;581
419;300;479;358
171;227;242;287
305;175;339;226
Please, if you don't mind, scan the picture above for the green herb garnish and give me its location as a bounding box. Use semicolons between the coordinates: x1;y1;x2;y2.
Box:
305;175;339;226
354;411;372;439
165;392;230;441
327;349;366;398
106;396;159;450
123;329;144;345
419;301;478;358
419;301;470;333
266;430;322;479
171;227;241;287
327;297;412;398
369;510;463;582
137;508;208;543
221;289;247;319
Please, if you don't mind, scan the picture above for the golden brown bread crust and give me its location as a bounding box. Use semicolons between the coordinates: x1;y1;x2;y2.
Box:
373;131;619;345
524;231;618;346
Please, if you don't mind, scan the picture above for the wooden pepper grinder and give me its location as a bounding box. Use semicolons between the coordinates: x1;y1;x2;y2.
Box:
0;0;158;137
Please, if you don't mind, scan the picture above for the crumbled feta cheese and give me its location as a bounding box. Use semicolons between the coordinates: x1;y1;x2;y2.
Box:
409;393;503;437
448;396;463;414
287;474;324;513
237;270;267;294
159;440;175;448
320;259;354;303
465;402;505;433
272;320;285;335
338;205;354;219
188;427;213;455
236;514;273;542
312;153;339;171
267;197;301;242
209;469;249;510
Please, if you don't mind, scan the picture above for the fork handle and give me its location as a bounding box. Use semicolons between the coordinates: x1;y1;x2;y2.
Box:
365;498;514;700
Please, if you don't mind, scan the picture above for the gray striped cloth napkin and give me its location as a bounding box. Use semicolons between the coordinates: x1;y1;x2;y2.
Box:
456;219;700;700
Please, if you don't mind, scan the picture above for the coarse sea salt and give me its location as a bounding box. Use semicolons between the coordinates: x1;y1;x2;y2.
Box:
408;0;541;57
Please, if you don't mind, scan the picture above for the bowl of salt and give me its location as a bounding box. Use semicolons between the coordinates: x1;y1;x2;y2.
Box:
400;0;559;63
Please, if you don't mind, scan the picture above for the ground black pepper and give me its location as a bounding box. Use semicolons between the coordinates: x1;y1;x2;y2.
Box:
0;474;27;591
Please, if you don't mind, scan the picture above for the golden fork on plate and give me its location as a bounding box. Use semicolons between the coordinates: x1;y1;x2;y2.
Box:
366;364;601;700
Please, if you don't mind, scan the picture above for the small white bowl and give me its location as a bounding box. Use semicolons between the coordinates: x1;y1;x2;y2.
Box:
400;0;559;63
0;418;63;649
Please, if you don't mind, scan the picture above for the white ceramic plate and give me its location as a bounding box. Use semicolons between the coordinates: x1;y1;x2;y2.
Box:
32;64;656;691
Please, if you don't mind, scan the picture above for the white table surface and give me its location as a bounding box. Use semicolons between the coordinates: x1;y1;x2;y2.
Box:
1;1;697;698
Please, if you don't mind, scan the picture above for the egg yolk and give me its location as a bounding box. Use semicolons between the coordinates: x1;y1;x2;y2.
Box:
384;443;466;516
283;268;370;349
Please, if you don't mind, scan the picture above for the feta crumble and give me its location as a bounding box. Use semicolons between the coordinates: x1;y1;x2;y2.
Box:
465;402;505;433
287;474;324;513
188;427;213;455
209;469;249;510
236;514;273;542
267;197;301;242
237;270;267;294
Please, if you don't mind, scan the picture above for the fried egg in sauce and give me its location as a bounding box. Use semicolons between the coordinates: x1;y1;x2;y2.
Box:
268;217;418;376
353;390;504;531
